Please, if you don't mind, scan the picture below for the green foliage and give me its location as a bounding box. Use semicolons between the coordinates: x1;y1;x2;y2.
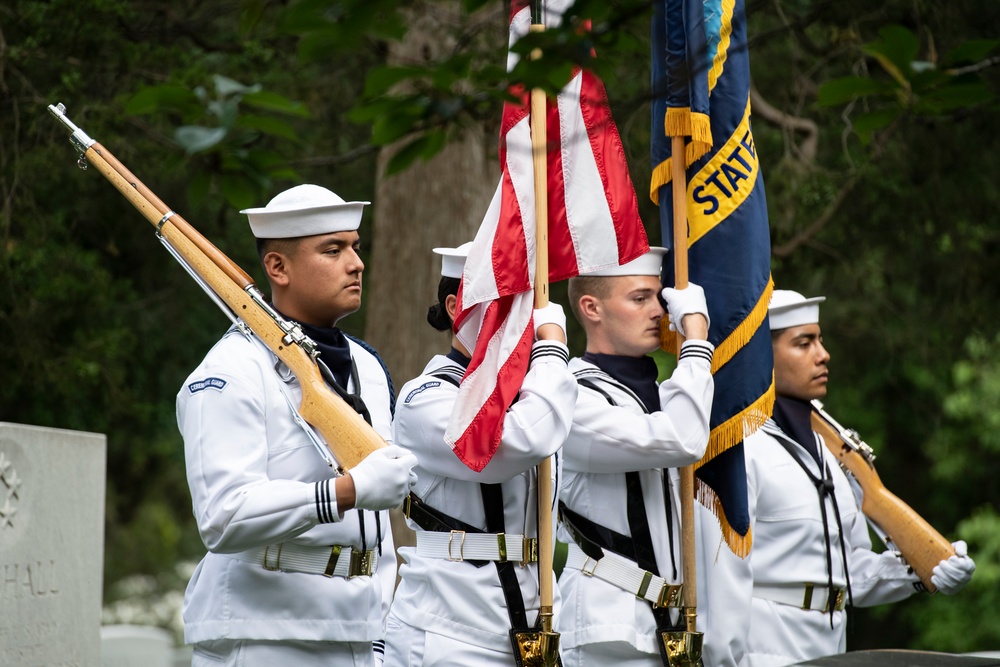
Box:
1;0;379;617
125;75;311;209
817;24;998;143
905;506;1000;651
4;0;998;650
329;0;652;173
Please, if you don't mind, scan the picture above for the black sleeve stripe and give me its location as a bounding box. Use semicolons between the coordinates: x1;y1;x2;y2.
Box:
679;342;713;364
315;479;335;524
530;342;569;365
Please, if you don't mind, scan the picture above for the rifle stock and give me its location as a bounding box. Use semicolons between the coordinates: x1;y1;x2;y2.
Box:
49;103;385;470
809;403;954;592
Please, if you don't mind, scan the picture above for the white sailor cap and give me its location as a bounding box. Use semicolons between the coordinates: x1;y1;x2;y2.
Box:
240;184;369;239
769;289;826;330
580;247;668;277
432;242;473;279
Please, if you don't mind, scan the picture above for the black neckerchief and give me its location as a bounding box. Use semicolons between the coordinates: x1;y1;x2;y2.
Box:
296;320;353;389
772;395;821;464
447;347;471;369
582;352;660;414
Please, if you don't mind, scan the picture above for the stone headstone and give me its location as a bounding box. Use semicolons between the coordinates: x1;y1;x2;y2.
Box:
100;625;173;667
0;422;107;667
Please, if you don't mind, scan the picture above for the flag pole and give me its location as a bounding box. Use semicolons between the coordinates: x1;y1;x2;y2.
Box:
670;136;701;641
528;5;559;666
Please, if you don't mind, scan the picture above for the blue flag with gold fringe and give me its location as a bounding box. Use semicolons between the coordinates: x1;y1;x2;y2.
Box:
651;0;774;557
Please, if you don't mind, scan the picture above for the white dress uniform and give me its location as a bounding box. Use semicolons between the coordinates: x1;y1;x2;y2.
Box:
738;417;920;667
384;341;577;666
557;340;745;667
177;325;397;664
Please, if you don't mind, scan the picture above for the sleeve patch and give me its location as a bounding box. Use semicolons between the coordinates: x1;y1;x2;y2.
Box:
188;377;228;394
403;381;441;404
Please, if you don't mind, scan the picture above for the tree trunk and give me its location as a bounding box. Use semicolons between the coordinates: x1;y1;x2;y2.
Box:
364;1;502;559
366;1;501;386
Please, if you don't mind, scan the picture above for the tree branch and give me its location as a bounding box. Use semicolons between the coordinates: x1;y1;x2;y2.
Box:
771;175;858;258
772;115;900;258
947;54;1000;76
749;84;819;163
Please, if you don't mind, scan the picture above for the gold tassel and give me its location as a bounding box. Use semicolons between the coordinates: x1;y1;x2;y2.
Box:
711;277;774;373
697;379;774;464
696;480;753;558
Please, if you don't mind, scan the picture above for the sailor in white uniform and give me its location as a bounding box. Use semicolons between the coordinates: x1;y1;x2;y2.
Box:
556;248;740;667
177;185;418;667
738;289;976;667
384;243;577;666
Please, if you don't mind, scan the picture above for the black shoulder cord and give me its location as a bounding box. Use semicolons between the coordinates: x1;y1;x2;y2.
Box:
577;378;682;636
773;434;855;627
317;357;382;557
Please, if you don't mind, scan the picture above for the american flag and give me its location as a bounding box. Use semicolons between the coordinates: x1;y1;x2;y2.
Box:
445;0;650;472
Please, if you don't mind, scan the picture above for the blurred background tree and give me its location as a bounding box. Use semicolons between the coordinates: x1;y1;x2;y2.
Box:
1;0;997;651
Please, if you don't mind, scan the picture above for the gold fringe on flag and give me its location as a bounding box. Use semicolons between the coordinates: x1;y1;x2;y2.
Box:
649;112;712;205
696;478;754;558
695;377;774;465
711;276;773;373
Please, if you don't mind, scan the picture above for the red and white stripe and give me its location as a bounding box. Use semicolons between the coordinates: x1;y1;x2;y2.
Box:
445;0;649;472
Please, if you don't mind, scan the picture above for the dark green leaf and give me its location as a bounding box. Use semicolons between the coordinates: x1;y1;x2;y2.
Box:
363;66;426;97
943;39;1000;68
242;91;311;118
220;173;259;210
236;115;301;143
853;109;898;135
916;82;994;115
864;25;920;76
817;76;892;106
384;132;444;175
371;109;424;145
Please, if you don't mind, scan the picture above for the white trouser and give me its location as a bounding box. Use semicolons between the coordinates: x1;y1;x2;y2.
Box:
382;612;513;667
191;638;375;667
561;641;662;667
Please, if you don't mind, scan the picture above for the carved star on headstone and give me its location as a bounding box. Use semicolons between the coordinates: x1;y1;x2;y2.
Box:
0;496;15;528
4;469;20;499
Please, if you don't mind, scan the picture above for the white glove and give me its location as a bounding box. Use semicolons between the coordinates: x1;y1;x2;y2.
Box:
660;283;710;337
349;445;418;511
931;540;976;595
533;302;567;338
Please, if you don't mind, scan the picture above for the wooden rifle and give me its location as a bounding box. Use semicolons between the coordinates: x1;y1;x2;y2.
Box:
810;399;954;592
48;102;385;471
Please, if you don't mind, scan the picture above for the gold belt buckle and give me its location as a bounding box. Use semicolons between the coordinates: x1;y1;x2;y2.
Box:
263;544;283;571
349;549;374;578
447;530;466;561
323;545;343;578
828;587;846;612
521;537;538;565
655;583;684;609
802;582;815;610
